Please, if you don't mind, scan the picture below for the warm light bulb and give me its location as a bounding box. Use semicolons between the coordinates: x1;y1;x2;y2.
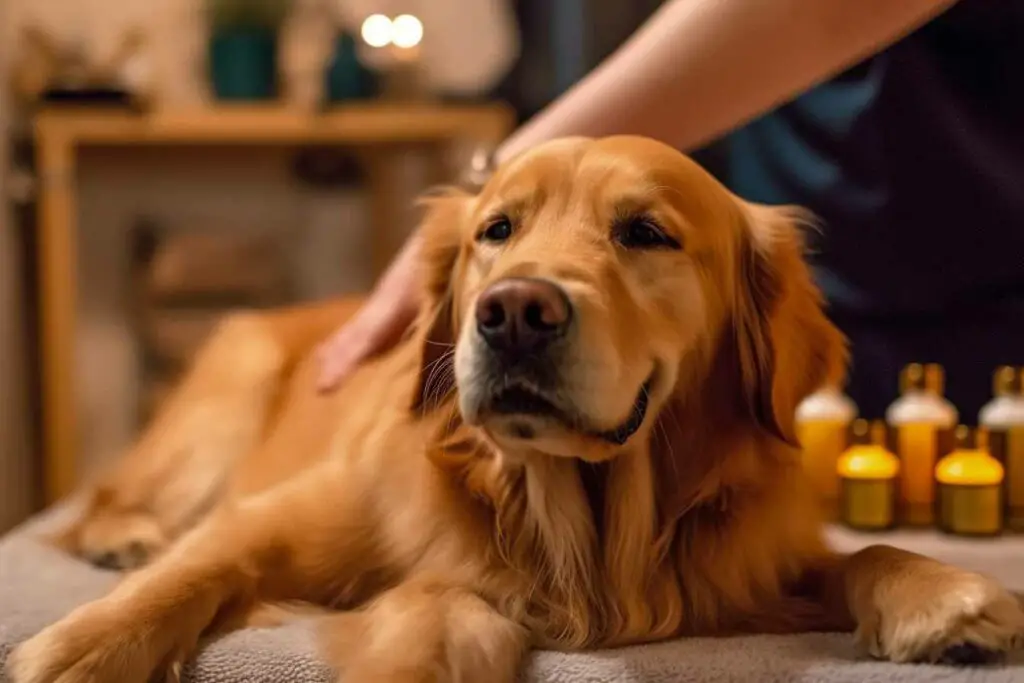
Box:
361;14;393;48
391;14;423;49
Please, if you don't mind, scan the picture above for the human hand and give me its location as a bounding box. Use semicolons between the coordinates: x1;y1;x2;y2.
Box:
316;232;422;392
316;143;498;393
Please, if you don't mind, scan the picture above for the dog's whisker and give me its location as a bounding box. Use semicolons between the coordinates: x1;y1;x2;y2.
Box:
421;347;457;406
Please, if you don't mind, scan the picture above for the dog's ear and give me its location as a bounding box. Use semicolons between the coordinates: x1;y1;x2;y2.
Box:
410;188;473;413
647;202;848;534
732;203;848;446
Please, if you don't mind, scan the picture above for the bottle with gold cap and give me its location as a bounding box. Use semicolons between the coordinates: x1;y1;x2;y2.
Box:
978;366;1024;531
935;425;1004;537
885;363;958;526
796;385;858;519
837;419;900;531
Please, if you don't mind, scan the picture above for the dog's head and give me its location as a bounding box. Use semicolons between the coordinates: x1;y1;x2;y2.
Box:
411;136;846;466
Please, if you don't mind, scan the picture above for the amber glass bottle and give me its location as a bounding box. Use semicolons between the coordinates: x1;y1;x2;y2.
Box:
796;386;858;519
979;367;1024;531
837;419;900;531
885;363;957;526
936;426;1004;537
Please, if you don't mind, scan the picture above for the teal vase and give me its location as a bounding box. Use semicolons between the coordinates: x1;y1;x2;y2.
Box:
325;33;377;102
209;28;278;101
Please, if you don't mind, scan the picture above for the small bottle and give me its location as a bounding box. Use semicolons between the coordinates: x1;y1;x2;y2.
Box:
935;425;1004;537
796;386;858;519
837;419;900;531
885;363;958;526
978;366;1024;531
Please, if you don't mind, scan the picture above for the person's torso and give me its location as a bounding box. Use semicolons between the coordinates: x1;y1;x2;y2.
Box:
723;0;1024;318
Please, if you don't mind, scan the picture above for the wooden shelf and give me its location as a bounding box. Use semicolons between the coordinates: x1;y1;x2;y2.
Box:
32;102;516;504
34;102;515;146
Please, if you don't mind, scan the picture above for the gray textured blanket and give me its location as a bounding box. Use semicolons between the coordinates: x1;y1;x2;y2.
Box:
2;517;1022;683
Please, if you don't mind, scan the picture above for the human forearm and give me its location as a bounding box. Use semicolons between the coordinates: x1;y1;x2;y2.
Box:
317;1;957;391
496;0;956;163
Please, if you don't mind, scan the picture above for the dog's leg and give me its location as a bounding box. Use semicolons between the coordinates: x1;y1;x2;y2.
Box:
321;578;527;683
807;546;1024;664
8;457;376;683
54;299;361;570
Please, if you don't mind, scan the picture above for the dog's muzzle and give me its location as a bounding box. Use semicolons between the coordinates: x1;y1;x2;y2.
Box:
469;277;651;445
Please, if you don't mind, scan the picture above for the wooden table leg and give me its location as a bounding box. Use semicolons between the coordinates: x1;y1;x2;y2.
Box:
37;135;78;504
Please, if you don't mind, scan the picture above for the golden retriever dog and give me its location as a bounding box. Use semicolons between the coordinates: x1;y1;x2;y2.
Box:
8;136;1023;683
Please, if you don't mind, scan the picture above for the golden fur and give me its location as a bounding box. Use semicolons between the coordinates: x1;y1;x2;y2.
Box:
8;137;1023;683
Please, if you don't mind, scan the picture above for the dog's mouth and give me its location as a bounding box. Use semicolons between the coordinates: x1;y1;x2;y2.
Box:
486;377;653;446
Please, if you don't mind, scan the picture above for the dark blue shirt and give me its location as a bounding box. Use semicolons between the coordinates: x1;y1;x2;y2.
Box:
721;0;1024;417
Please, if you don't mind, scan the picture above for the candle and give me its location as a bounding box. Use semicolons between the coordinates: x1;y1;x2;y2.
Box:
978;366;1024;531
936;425;1004;536
885;363;957;526
837;419;900;531
796;386;858;519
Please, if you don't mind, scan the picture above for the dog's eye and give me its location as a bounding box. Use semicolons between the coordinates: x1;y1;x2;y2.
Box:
614;217;681;250
478;216;514;243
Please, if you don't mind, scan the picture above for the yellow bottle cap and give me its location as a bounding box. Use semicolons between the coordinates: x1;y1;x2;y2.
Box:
936;426;1003;486
935;453;1003;486
838;420;899;480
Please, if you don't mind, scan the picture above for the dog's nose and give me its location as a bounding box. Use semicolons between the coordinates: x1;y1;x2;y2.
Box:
475;278;572;353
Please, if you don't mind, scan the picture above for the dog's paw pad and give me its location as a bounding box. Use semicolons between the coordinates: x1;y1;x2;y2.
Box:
936;642;1003;666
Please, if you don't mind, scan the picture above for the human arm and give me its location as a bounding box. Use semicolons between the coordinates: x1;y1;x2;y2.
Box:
497;0;957;161
317;0;958;391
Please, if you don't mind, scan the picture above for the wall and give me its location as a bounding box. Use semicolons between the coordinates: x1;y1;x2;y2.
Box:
72;147;412;478
13;0;208;110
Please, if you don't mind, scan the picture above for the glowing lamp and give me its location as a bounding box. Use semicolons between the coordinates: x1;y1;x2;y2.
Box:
359;14;423;52
356;12;426;99
391;14;423;49
361;14;393;48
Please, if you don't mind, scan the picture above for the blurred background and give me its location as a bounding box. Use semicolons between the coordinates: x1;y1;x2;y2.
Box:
0;0;674;531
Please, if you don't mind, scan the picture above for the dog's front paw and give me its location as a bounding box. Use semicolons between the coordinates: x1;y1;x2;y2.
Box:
68;508;167;571
855;568;1024;664
5;597;185;683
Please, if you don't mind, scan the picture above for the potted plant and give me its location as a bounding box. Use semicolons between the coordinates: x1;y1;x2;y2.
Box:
206;0;290;101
